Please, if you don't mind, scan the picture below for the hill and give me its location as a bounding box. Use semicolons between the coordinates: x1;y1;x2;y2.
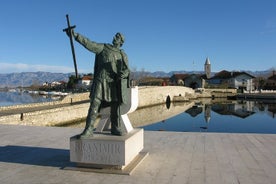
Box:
0;72;72;88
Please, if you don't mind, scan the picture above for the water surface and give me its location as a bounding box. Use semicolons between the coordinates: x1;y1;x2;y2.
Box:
0;91;60;107
142;100;276;134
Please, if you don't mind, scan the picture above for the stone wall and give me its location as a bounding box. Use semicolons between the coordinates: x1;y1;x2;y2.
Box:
195;88;237;98
204;88;237;93
0;103;90;127
0;86;195;126
61;92;90;104
138;86;195;107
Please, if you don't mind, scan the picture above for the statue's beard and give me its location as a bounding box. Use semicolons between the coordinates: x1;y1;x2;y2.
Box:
112;39;121;47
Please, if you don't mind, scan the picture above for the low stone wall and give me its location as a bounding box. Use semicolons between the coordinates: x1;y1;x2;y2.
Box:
0;100;63;111
61;92;90;104
0;103;90;127
195;88;237;98
138;86;195;107
0;86;195;126
204;88;237;93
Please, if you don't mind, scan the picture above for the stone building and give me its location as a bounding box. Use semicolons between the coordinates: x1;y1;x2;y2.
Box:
264;71;276;90
184;74;207;89
170;57;211;89
208;70;255;91
170;74;189;86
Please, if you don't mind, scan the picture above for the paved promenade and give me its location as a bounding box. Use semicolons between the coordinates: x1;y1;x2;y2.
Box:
0;124;276;184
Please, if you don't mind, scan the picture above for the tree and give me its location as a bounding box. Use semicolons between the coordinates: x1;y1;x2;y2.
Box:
67;75;78;90
29;79;40;90
254;77;266;90
130;67;150;85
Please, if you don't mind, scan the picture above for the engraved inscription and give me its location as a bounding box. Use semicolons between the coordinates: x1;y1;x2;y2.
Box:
74;142;122;154
73;141;123;164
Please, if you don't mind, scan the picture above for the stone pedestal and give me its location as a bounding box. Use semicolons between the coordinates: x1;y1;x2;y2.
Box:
69;129;147;174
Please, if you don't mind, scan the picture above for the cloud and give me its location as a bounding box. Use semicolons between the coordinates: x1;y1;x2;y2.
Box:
0;62;76;73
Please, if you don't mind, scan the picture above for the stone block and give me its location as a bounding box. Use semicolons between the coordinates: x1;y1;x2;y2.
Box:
70;129;144;169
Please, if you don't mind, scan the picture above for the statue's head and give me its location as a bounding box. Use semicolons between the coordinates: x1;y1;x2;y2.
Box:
112;32;125;47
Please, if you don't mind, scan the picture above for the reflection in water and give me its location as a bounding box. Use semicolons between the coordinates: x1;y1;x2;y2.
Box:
184;100;276;120
0;92;61;106
211;103;255;118
128;101;195;127
60;99;276;134
186;106;203;117
267;103;276;118
141;100;276;134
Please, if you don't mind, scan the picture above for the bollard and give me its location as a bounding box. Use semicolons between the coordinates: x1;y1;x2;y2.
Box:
166;95;171;109
20;113;24;121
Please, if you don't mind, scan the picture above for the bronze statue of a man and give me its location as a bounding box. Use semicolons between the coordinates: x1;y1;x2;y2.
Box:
66;30;130;138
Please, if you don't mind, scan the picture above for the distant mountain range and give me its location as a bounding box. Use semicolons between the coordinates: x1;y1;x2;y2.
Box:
0;72;72;88
0;69;274;88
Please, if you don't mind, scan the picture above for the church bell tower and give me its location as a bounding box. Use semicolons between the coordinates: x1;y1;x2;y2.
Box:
205;57;211;79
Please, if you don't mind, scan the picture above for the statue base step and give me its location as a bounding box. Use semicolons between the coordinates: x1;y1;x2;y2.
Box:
65;152;148;175
68;129;147;175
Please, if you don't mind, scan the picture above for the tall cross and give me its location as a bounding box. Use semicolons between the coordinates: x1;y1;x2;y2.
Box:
63;14;78;78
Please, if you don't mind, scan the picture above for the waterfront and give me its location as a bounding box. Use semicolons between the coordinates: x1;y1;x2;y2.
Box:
143;101;276;134
1;91;275;134
0;91;62;107
63;100;276;134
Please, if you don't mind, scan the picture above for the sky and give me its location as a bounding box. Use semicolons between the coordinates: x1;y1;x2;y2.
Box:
0;0;276;74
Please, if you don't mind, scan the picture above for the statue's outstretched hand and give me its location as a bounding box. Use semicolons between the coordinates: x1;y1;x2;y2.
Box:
65;29;75;38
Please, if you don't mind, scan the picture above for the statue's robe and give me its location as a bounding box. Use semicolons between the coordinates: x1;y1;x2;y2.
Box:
74;33;130;105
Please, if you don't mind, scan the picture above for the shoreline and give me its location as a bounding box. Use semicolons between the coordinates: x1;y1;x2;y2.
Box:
1;86;275;128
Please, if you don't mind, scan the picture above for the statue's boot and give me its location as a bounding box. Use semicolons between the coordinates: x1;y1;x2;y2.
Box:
110;103;126;136
111;126;126;136
77;99;100;139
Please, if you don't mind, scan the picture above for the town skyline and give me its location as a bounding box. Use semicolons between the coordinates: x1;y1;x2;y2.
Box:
0;67;275;88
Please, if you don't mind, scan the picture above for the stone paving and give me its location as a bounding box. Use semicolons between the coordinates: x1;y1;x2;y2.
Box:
0;124;276;184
